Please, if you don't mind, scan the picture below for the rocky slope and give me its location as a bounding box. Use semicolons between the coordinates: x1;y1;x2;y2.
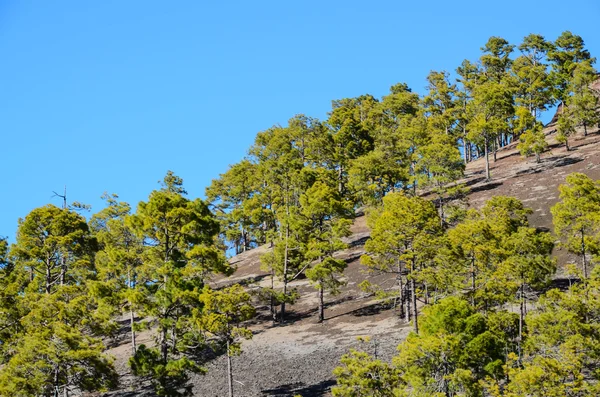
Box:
101;118;600;397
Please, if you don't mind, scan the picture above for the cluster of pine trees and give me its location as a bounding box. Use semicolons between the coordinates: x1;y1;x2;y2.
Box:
333;172;600;396
207;31;598;323
0;173;255;396
0;31;597;397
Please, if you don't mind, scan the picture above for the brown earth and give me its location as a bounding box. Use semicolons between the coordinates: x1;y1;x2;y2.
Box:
98;119;600;397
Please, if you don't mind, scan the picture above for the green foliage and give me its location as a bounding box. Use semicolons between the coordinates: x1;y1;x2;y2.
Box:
197;284;255;356
332;339;405;397
517;122;547;162
551;173;600;277
128;171;231;394
361;193;442;331
0;204;119;396
130;345;201;396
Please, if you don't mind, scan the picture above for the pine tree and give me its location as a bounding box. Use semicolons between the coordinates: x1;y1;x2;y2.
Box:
548;31;595;106
90;193;145;355
551;173;600;278
196;284;255;397
129;171;231;395
301;181;353;322
512;34;555;120
361;193;441;333
467;81;514;180
0;204;118;396
515;106;548;163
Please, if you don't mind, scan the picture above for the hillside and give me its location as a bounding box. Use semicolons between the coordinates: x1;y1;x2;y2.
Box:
100;116;600;397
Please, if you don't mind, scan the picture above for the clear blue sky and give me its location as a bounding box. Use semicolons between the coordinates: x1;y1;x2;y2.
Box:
1;1;599;240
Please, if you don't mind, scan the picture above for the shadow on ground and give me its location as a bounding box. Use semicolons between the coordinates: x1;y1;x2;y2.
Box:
262;379;336;396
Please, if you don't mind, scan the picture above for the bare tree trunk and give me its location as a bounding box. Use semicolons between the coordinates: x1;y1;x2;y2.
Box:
397;261;405;319
411;277;418;334
484;137;491;181
270;270;276;323
318;285;324;323
405;280;411;325
227;340;234;397
160;324;168;363
518;279;524;362
128;270;137;355
471;256;476;306
582;230;588;278
281;222;290;323
130;309;137;355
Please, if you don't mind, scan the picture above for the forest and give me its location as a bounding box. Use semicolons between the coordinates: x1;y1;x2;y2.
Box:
0;31;599;396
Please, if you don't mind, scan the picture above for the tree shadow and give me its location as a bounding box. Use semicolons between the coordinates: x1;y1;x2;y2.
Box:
325;300;394;322
469;182;503;194
262;379;336;396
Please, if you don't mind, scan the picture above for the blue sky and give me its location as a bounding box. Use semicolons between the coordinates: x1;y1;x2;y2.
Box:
1;1;599;239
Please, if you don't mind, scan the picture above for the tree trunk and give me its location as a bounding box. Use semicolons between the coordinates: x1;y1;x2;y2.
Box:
411;277;418;334
471;256;476;306
160;324;168;363
518;279;524;362
270;270;276;323
405;280;411;325
60;255;66;286
227;340;234;397
46;265;52;294
535;152;541;163
281;222;290;323
318;285;324;323
581;230;588;278
484;137;491;181
397;261;405;319
128;270;137;355
130;309;137;355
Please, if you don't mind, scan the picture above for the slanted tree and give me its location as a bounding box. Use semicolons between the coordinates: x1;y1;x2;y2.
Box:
197;284;255;397
551;173;600;278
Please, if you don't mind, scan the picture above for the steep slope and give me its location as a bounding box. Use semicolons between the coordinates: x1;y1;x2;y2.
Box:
102;120;600;397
